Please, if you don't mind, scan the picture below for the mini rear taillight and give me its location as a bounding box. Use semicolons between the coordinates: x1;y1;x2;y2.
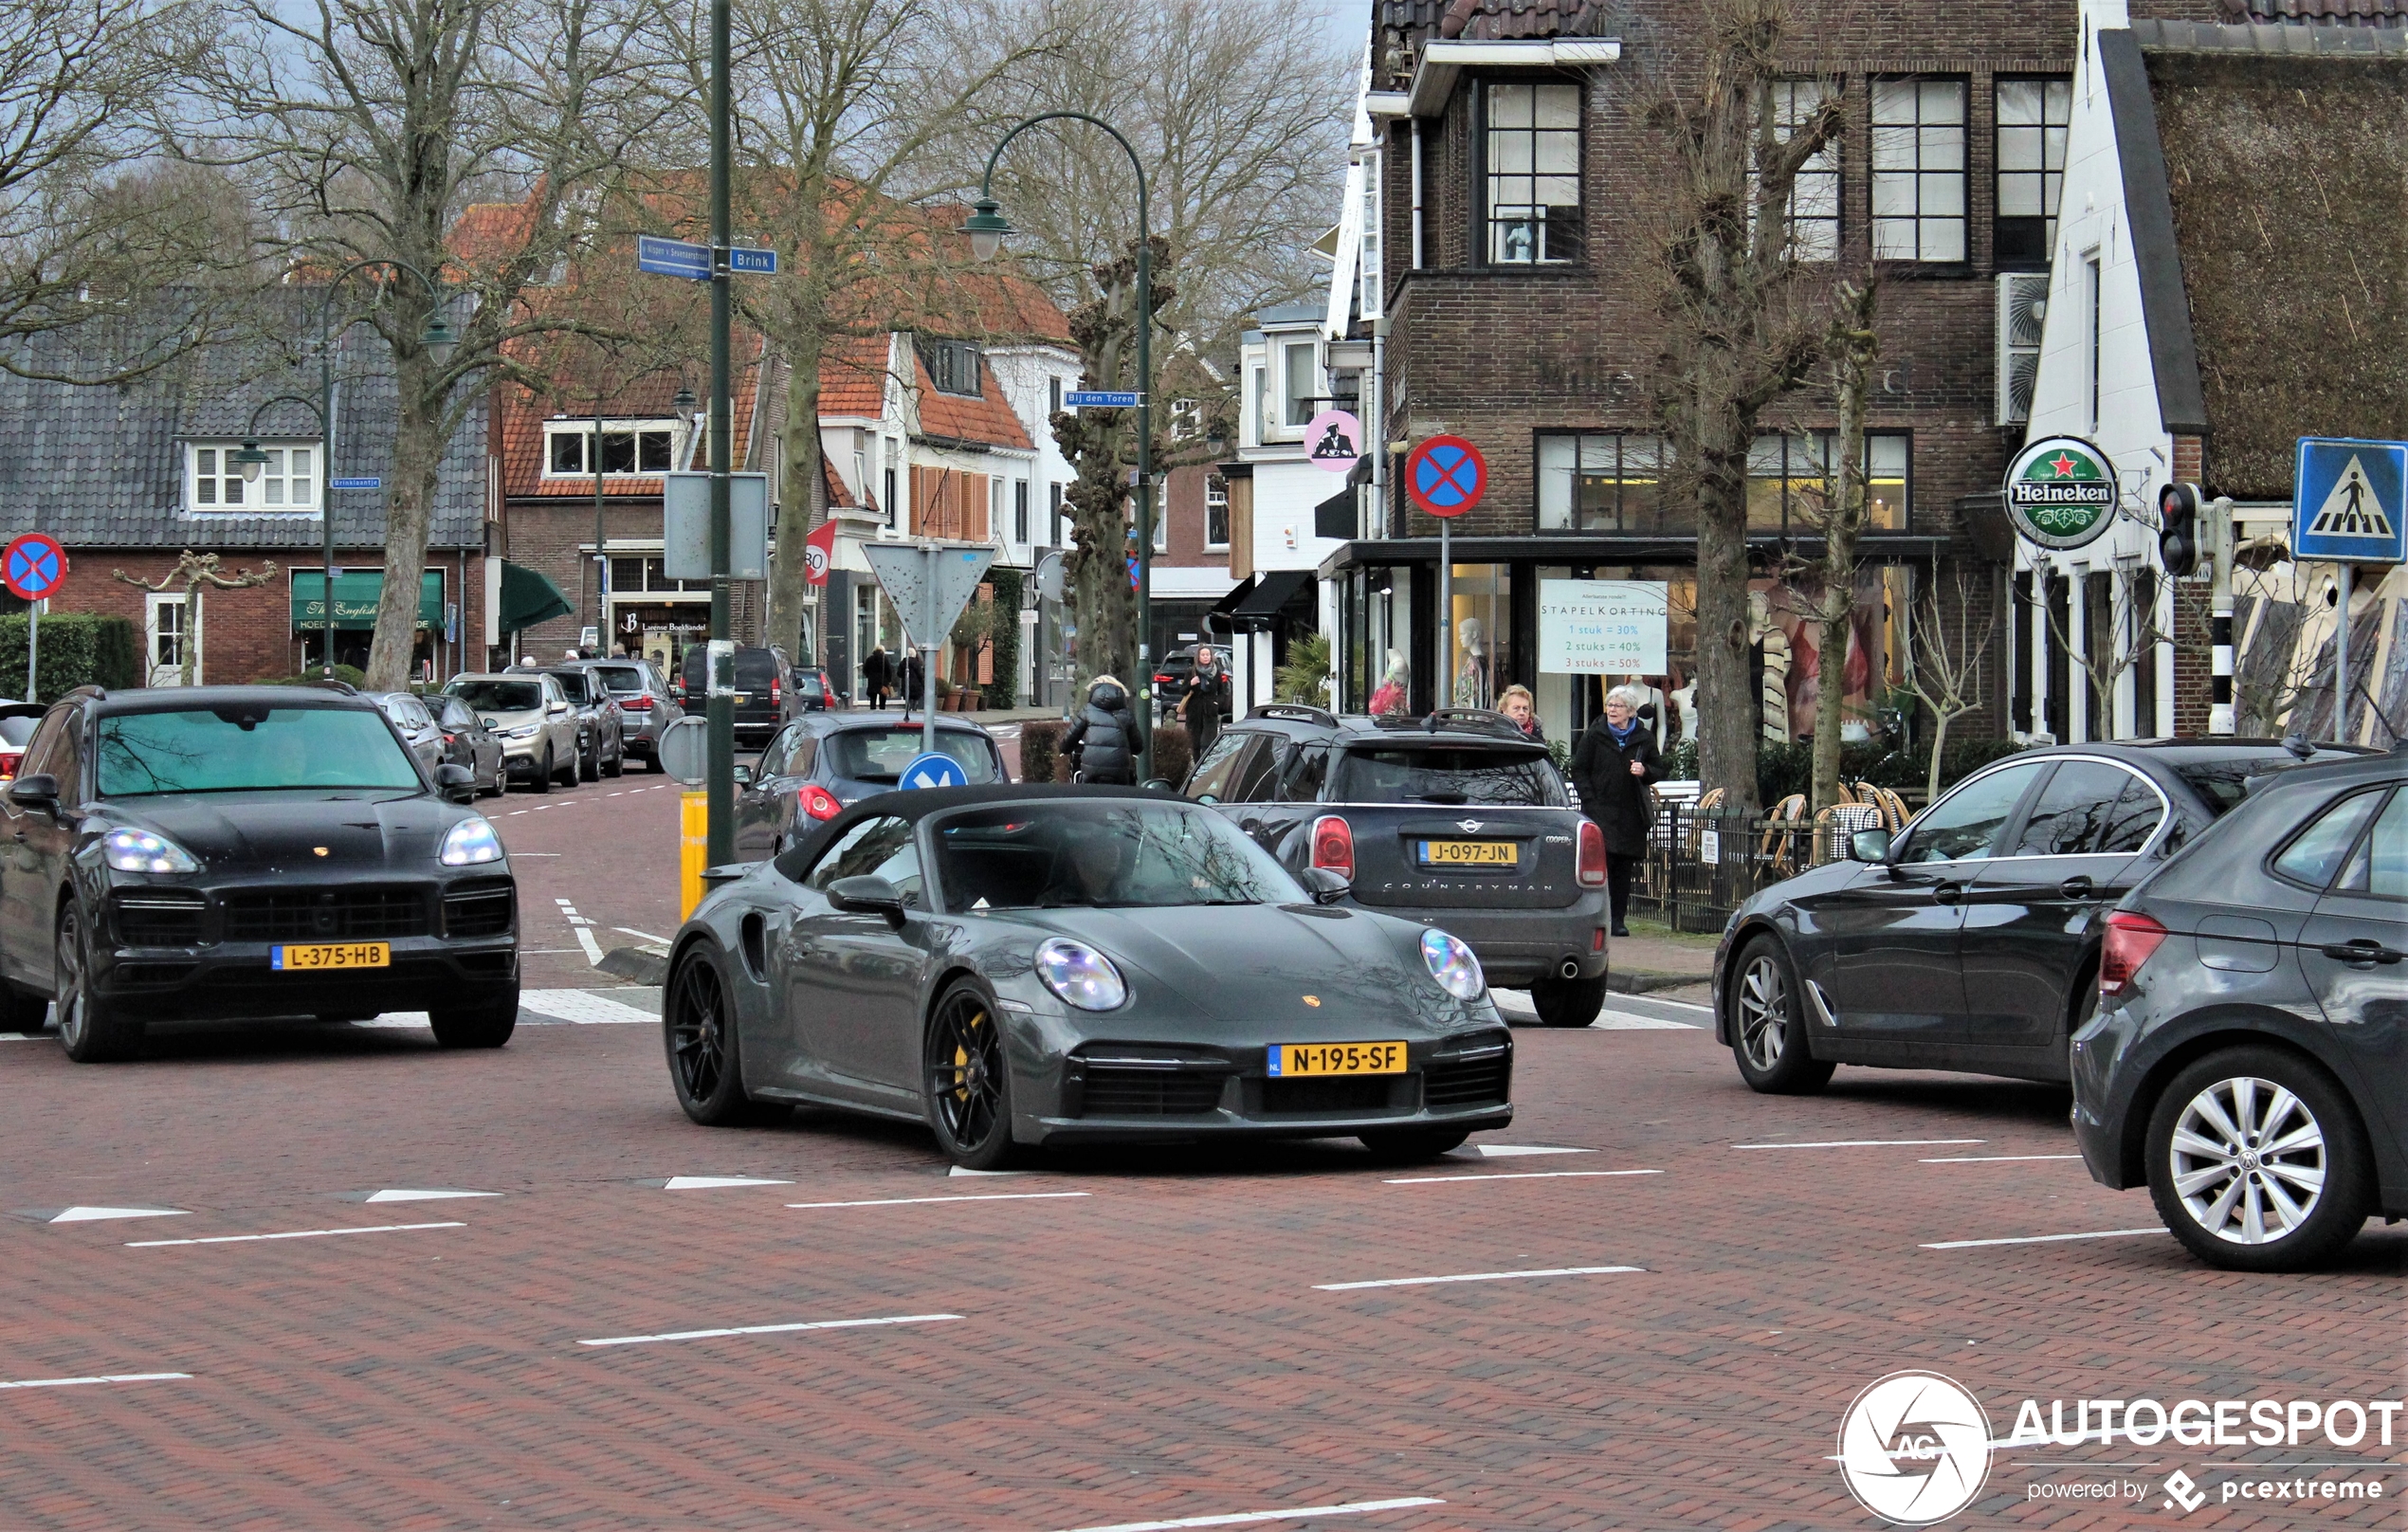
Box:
1310;815;1353;879
798;784;843;821
1577;819;1607;887
2099;910;2170;997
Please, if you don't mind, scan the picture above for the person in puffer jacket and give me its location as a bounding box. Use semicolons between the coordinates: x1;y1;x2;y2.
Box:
1062;675;1139;785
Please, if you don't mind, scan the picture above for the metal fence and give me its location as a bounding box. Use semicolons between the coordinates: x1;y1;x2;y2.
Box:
1628;801;1889;934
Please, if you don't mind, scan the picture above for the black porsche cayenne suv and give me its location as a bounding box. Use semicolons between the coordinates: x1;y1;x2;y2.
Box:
0;685;520;1061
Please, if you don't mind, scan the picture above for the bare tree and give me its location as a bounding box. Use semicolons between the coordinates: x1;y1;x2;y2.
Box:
115;552;280;687
188;0;673;687
1793;276;1877;813
2037;564;2168;739
1896;562;1998;802
1646;0;1843;813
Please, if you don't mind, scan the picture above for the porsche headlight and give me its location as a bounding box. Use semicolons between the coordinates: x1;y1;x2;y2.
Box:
1421;928;1485;1001
439;817;505;866
102;828;199;873
1034;938;1126;1012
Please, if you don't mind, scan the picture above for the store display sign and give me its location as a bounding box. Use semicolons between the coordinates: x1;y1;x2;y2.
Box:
2003;435;2119;550
1539;579;1668;674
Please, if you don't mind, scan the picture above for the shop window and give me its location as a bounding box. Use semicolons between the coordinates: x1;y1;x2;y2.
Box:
1995;78;2071;267
1747;431;1910;533
1872;79;1967;263
1484;82;1581;265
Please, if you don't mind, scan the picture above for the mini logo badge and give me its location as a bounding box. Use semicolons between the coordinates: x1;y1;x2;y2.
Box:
1457;819;1484;833
1838;1371;1993;1525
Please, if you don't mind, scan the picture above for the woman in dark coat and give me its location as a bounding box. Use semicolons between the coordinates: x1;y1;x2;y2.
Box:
1177;645;1230;760
1569;683;1662;938
1062;675;1139;785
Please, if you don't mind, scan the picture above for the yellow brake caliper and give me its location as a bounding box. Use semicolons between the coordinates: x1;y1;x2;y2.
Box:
953;1011;984;1102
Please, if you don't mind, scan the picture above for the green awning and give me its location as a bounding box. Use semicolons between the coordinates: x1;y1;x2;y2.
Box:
499;560;574;634
292;570;446;630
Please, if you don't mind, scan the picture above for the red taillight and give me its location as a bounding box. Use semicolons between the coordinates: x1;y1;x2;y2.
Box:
1154;673;1174;684
798;784;842;821
1592;927;1606;953
2099;910;2170;996
621;694;652;711
1577;819;1607;886
771;678;782;705
1310;815;1353;878
442;733;457;744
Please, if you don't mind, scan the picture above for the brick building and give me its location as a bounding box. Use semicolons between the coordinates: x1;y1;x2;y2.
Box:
0;292;491;685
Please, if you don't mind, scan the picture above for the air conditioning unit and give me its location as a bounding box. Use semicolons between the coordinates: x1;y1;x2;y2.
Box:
1996;273;2049;427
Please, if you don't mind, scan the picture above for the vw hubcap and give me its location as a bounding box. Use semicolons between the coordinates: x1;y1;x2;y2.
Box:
2170;1076;2326;1246
1736;957;1787;1070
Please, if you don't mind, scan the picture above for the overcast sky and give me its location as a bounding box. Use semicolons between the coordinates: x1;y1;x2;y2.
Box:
1317;0;1369;67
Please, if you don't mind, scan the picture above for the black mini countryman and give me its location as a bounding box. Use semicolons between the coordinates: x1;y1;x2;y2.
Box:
0;685;520;1061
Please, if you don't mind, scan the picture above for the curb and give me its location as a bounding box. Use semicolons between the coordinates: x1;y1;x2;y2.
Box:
1610;967;1710;995
599;946;668;986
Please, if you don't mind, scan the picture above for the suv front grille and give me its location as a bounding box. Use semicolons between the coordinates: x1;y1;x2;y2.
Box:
1077;1067;1225;1117
442;880;516;939
223;887;431;941
112;891;208;946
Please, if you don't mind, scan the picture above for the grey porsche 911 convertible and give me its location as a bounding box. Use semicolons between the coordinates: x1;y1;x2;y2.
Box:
663;784;1514;1168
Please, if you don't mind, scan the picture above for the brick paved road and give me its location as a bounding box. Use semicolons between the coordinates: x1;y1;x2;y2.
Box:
1;782;2400;1532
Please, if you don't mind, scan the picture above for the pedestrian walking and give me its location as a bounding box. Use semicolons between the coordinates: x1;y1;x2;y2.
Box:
1498;684;1545;745
1568;683;1661;939
1061;675;1138;786
1177;645;1231;760
865;646;891;710
900;649;925;717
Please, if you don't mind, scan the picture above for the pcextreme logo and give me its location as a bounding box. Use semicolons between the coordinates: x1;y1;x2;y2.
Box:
1837;1372;1993;1525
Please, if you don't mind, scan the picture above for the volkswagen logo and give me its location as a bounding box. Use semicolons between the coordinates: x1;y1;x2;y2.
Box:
1837;1371;1993;1525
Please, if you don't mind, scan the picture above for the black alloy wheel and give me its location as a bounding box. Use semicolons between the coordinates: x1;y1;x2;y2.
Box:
666;947;775;1125
923;981;1020;1171
1530;973;1609;1028
1359;1127;1471;1162
55;903;142;1063
530;747;553;793
2145;1047;2372;1272
577;733;598;782
1727;934;1833;1095
430;997;517;1049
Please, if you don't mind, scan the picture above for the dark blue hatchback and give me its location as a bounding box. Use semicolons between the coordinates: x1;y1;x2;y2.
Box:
730;714;1008;860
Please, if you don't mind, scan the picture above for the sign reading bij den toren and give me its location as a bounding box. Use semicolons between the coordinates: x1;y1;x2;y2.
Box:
2003;435;2119;550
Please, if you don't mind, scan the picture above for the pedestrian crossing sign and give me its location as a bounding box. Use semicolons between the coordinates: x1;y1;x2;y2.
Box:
2294;437;2407;564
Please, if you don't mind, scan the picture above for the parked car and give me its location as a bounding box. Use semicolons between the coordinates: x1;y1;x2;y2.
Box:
1182;704;1611;1028
431;693;506;797
1151;645;1202;718
665;784;1512;1169
369;691;446;775
1713;739;2375;1094
0;684;518;1059
674;645;803;747
507;664;625;779
562;657;674;771
731;714;1008;860
444;673;580;792
2071;744;2404;1271
0;701;44;780
794;667;838;712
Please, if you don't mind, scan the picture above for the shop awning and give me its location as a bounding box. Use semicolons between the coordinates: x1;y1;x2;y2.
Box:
1229;569;1316;621
291;570;445;630
500;560;575;634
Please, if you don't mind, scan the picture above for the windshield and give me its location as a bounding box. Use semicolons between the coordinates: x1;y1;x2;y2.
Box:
933;801;1304;909
96;707;422;796
1333;745;1568;807
824;728;998;785
590;665;647;694
449;680;542;713
2172;758;2310;815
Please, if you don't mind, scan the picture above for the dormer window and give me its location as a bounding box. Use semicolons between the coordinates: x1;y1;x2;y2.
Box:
1484;82;1581;265
189;442;316;512
920;339;984;397
544;421;677;477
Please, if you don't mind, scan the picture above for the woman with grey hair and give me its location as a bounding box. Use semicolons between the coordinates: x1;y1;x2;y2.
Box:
1568;683;1663;938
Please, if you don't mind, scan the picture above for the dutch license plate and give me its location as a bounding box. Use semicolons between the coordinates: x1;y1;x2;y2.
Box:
1269;1041;1406;1077
272;941;391;972
1418;839;1518;867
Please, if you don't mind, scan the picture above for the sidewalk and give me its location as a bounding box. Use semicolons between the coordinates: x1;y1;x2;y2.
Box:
1610;916;1719;1001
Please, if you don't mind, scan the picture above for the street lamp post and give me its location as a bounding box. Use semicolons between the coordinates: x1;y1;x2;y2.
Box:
965;115;1156;779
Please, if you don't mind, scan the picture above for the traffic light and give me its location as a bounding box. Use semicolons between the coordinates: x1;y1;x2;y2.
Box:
2159;483;2202;576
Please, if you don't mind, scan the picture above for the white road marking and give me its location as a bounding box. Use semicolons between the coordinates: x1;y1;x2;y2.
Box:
1315;1265;1641;1290
128;1221;465;1248
1923;1229;2164;1250
512;852;561;856
0;1031;40;1041
660;1176;792;1191
1454;1144;1592;1158
1645;994;1714;1012
350;1014;430;1028
1384;1169;1664;1185
27;1207;189;1225
519;990;653;1025
573;926;605;963
357;1189;500;1203
555;898;575;905
1053;1498;1446;1532
949;1165;1043;1177
1732;1139;1985;1150
787;1193;1092;1209
577;1313;960;1348
506;810;527;816
615;926;675;945
1920;1155;2084;1163
1592;1010;1699;1030
0;1373;191;1392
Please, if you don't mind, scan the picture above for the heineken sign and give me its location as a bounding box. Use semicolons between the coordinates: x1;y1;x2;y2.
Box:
2004;434;2120;550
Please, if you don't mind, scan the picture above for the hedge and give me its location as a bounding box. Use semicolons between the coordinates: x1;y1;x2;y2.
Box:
984;569;1022;709
0;613;141;698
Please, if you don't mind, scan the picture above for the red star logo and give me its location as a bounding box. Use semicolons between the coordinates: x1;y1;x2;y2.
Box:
2049;453;2078;477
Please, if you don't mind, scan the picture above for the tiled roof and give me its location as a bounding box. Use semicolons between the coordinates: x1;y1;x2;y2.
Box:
1438;0;1604;39
818;334;896;417
2223;0;2407;23
823;456;857;511
911;352;1032;451
496;326;765;499
450;200;540;265
0;289;484;550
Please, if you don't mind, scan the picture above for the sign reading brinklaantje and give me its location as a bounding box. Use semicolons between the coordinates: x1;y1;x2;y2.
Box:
2003;435;2119;550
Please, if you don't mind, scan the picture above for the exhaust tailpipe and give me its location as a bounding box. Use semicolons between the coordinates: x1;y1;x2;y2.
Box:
1560;958;1582;980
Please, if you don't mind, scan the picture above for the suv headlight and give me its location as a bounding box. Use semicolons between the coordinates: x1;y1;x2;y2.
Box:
502;723;541;739
440;817;505;866
1421;929;1485;1001
102;828;200;873
1035;938;1126;1011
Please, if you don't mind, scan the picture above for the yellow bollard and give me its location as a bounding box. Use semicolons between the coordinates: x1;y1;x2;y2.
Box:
680;791;708;920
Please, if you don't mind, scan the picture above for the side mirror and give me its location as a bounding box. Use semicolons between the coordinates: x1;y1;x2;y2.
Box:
1298;866;1351;904
434;762;476;804
549;702;570;716
1194;793;1219;806
732;763;755;785
7;774;59;812
1140;776;1176;793
1851;827;1893;864
827;874;906;922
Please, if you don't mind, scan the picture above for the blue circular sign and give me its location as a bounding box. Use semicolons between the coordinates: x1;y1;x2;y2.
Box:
900;751;969;791
3;533;67;602
1405;435;1486;519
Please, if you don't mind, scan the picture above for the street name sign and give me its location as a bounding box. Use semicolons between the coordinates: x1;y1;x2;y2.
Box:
2003;434;2119;551
637;235;711;281
1064;391;1140;409
727;246;777;274
2294;438;2407;565
330;476;382;490
863;542;995;649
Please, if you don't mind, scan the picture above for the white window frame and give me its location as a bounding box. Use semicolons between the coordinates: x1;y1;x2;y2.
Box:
145;591;193;684
187;441;318;513
1204;476;1231;551
542;420;680;479
1275;339;1319;439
